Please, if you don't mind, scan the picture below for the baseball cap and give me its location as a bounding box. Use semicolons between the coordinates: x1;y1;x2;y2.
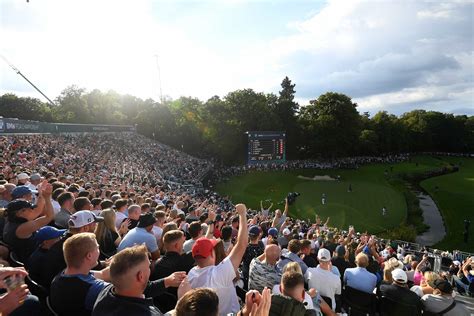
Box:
30;173;42;181
433;279;452;294
12;186;37;199
35;226;66;243
335;245;346;257
317;248;331;262
68;210;104;228
7;199;37;214
391;268;407;284
452;260;461;266
17;173;29;180
137;212;157;228
192;237;219;258
268;227;278;238
248;225;261;236
282;228;291;236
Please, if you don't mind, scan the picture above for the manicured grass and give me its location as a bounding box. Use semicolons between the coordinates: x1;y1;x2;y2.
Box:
420;157;474;252
216;156;474;252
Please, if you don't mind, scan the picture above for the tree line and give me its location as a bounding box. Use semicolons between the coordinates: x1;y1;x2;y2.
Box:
1;77;473;164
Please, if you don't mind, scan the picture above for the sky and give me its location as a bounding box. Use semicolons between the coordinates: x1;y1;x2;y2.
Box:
0;0;473;115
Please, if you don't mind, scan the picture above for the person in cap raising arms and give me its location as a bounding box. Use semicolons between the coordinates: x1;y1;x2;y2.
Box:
2;181;53;262
187;203;249;315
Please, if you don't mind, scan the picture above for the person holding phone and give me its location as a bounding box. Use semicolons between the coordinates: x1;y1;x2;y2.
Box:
0;267;41;316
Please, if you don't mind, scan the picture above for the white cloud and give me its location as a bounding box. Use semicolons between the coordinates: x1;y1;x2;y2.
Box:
0;0;473;115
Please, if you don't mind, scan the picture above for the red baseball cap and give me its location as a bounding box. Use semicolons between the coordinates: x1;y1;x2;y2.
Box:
192;237;219;258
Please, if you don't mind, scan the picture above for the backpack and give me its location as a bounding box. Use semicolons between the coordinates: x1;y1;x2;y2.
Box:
269;294;316;316
422;300;456;316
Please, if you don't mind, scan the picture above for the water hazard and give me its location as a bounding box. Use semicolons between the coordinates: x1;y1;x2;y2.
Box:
415;191;446;246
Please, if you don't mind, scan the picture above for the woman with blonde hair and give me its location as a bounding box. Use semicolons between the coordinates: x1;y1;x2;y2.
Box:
410;271;440;297
94;208;129;258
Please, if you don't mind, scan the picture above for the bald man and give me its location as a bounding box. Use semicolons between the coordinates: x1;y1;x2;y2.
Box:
248;244;282;292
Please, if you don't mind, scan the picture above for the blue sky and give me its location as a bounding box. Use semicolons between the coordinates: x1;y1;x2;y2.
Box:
1;0;473;115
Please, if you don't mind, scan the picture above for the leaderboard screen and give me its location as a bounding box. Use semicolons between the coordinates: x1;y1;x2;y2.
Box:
247;131;286;165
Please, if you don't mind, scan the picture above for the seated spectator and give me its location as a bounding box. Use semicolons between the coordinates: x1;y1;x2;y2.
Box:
377;269;421;312
410;271;440;297
0;266;41;316
187;204;248;315
183;221;203;254
383;257;405;285
453;257;474;295
50;233;109;316
38;210;104;288
27;226;65;281
277;239;308;274
55;192;75;228
174;288;219;316
413;254;430;286
343;253;377;294
304;248;341;310
94;209;128;258
249;244;281;292
242;225;264;286
270;271;316;316
92;244;184;316
118;212;160;260
3;182;54;262
421;279;470;316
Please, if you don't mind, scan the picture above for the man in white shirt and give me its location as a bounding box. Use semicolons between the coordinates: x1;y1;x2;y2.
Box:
304;248;341;310
187;203;248;316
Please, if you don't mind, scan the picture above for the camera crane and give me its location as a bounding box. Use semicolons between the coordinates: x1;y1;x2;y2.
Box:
1;54;56;106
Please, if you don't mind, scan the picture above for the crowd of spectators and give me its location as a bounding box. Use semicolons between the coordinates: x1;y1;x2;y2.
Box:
0;133;472;316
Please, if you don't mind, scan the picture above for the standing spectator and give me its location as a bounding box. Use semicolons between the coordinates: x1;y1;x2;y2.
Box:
300;239;318;268
50;233;109;316
55;192;75;228
270;271;316;316
0;183;16;208
242;225;264;286
305;248;341;311
278;239;308;275
262;227;278;247
183;222;203;254
332;245;351;278
94;209;128;258
117;212;160;260
126;204;141;229
248;244;281;292
3;182;54;262
187;203;248;315
39;210;104;288
113;199;128;229
92;244;185;316
152;211;166;245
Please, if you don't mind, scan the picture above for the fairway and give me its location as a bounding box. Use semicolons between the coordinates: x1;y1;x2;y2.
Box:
216;166;407;233
216;156;474;251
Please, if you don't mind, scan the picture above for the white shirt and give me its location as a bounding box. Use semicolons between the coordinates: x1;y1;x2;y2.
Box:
152;226;163;244
188;256;238;315
52;199;61;215
115;211;127;229
305;266;341;310
272;284;314;310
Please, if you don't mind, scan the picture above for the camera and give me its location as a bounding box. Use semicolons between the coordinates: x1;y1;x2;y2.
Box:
286;192;301;205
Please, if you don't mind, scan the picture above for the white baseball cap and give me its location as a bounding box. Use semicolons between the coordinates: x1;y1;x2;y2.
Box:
391;268;407;284
68;210;104;228
17;173;29;180
317;248;331;262
282;228;291;236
